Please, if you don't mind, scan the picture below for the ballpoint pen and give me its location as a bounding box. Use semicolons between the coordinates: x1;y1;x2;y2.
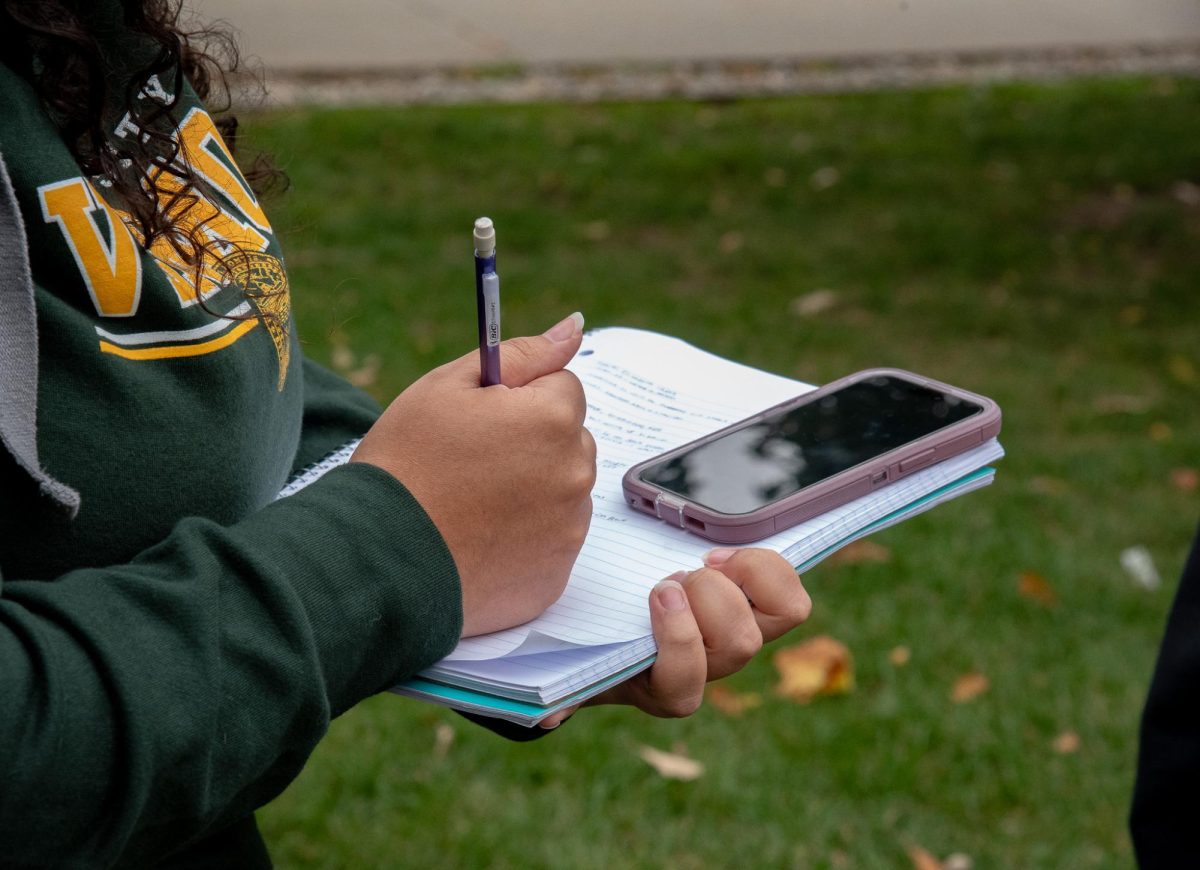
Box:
473;216;501;386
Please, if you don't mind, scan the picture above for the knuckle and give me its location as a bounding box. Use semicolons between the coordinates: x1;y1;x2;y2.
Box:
506;336;539;365
548;398;578;431
568;512;589;551
790;586;814;623
575;458;598;495
662;692;704;719
581;426;598;459
731;622;764;662
681;565;723;591
559;368;585;397
559;499;591;551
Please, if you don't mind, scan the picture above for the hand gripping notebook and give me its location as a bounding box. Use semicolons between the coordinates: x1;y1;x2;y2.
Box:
279;327;1004;726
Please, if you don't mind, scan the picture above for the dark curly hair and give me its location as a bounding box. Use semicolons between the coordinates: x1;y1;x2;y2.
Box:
0;0;283;307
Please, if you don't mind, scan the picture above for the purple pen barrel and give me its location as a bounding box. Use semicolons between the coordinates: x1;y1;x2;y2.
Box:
475;251;501;386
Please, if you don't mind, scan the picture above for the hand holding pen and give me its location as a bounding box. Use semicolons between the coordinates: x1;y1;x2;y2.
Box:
474;217;502;386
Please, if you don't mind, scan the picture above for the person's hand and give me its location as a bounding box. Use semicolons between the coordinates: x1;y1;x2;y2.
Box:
352;313;594;637
538;548;811;726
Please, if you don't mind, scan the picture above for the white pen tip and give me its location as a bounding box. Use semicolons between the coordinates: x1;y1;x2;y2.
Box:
474;216;496;255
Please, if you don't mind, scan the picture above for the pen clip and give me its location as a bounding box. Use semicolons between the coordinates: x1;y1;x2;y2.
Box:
481;272;501;347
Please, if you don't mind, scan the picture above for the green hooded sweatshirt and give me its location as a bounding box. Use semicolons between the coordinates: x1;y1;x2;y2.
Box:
0;10;465;868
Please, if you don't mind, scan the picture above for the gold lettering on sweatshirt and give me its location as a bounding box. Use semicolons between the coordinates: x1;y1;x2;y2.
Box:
38;178;143;317
37;107;292;389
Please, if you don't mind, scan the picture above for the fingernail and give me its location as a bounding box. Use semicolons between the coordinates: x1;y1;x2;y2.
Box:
543;311;585;342
655;578;687;611
704;548;737;566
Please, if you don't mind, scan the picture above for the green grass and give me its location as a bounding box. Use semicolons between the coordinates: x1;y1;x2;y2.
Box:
249;77;1200;868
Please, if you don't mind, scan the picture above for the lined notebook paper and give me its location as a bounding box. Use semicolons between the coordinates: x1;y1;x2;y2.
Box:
279;328;1003;726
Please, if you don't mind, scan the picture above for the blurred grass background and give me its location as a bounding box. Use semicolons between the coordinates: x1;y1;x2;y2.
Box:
250;77;1200;867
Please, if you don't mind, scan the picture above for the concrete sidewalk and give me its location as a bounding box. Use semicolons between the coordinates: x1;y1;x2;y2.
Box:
193;0;1200;70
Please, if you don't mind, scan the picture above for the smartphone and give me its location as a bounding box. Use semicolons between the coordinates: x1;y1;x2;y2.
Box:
622;368;1001;544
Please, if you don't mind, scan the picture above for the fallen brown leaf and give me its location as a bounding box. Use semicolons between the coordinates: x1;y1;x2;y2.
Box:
952;672;990;704
330;342;355;372
1053;730;1081;754
774;635;854;703
1149;421;1173;442
1118;304;1145;326
718;230;744;254
1017;571;1057;607
706;684;762;717
810;166;841;190
347;353;381;388
1121;545;1162;591
1171;467;1199;493
638;745;704;781
908;845;942;870
581;220;610;241
1092;394;1153;414
790;289;839;317
1174;180;1200;205
828;539;892;566
1169;355;1196;385
1028;476;1069;496
889;645;911;667
433;722;454;760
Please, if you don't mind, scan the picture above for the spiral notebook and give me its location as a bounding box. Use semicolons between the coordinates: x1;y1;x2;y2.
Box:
281;328;1003;726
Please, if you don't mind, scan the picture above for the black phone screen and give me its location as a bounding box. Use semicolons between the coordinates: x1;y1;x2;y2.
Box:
637;376;983;515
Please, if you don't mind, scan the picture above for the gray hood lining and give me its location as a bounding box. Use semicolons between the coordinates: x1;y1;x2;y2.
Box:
0;151;81;516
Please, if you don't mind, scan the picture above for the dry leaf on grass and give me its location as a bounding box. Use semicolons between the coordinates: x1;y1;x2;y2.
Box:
828;539;892;566
433;722;455;760
638;745;704;781
330;340;355;372
1171;467;1199;493
1169;355;1197;385
718;230;744;254
889;645;911;667
329;335;379;387
1149;421;1173;442
1028;476;1068;496
908;845;942;870
581;220;611;241
790;289;838;317
1017;571;1057;607
1121;546;1162;591
1053;731;1081;754
706;684;762;717
1119;304;1145;325
774;635;854;703
346;353;381;388
810;166;841;190
951;672;989;703
1092;394;1153;414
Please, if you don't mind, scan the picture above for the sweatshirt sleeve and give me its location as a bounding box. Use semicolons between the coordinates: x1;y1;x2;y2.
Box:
0;461;461;869
287;357;555;743
291;356;383;473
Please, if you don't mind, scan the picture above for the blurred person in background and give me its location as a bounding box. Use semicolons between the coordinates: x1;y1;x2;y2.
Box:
1131;526;1200;866
0;1;813;866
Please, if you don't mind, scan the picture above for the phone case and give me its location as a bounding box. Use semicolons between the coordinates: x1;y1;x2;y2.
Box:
621;368;1002;544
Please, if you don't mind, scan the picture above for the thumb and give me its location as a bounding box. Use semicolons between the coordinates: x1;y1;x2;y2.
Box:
442;312;585;388
642;575;707;717
494;311;586;388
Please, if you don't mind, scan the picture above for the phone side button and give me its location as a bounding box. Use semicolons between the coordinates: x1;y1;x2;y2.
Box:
654;494;688;528
899;448;937;473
